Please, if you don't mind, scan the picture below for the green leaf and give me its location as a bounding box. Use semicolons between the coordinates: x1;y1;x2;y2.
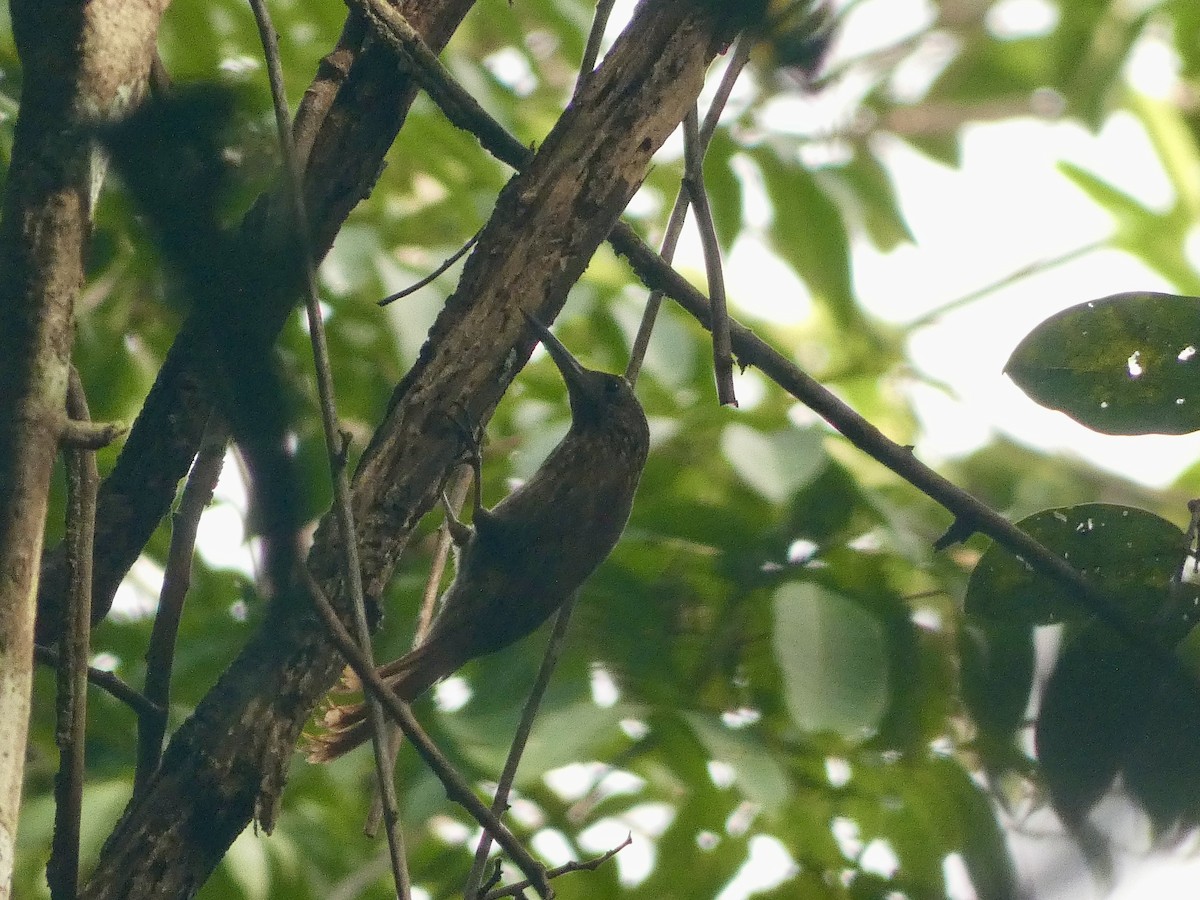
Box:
1058;164;1199;289
1006;291;1200;434
720;423;827;504
965;503;1187;626
1036;624;1158;825
772;582;889;740
829;152;914;252
684;711;792;814
752;146;857;326
959;620;1034;738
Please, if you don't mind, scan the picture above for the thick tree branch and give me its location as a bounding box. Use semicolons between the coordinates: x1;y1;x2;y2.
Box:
81;1;741;895
35;0;477;645
0;0;167;890
359;0;1168;663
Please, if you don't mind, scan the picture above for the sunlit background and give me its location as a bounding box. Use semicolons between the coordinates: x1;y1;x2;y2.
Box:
96;0;1200;896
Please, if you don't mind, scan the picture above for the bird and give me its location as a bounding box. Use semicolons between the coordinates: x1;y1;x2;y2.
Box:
306;312;649;761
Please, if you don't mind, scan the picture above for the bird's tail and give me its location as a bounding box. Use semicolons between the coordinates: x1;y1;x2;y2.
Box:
302;641;453;763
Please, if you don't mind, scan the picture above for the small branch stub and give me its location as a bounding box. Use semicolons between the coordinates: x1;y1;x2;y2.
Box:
60;419;126;450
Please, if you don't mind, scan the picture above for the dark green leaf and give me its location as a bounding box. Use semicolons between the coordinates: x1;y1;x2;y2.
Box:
966;503;1187;626
1034;623;1197;828
1037;625;1146;824
959;620;1034;738
829;152;913;252
1006;291;1200;434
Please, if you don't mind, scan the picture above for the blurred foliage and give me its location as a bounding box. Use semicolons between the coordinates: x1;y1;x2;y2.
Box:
8;0;1200;898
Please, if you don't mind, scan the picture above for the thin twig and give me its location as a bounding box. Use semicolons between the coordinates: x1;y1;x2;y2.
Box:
626;37;752;385
698;37;753;147
34;645;164;722
135;414;228;796
248;0;412;897
481;835;632;900
379;232;480;306
304;573;553;899
904;240;1106;330
464;592;581;899
247;1;411;895
47;368;98;900
345;7;1186;675
682;106;735;406
364;463;474;837
574;0;617;96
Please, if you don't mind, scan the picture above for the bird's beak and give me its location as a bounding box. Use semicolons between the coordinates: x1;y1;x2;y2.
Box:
523;311;595;402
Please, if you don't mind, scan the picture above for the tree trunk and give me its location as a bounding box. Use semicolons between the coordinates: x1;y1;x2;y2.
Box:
0;2;167;894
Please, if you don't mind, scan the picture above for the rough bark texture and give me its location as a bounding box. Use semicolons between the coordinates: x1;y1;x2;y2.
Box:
0;1;167;894
34;0;477;644
80;0;740;895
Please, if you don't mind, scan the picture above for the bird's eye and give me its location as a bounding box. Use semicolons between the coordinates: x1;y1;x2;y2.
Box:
604;378;622;395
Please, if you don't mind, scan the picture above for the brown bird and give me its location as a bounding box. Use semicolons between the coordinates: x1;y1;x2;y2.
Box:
307;313;649;761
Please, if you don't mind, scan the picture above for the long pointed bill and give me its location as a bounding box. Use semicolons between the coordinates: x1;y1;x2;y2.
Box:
523;311;591;397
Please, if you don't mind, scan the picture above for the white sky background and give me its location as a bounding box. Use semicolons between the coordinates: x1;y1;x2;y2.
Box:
167;0;1200;897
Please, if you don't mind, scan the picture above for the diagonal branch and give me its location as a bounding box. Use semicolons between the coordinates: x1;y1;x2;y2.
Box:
34;0;478;647
354;0;1180;670
82;2;743;895
249;0;411;891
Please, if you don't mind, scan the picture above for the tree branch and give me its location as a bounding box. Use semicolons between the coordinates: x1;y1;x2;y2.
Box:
82;1;741;894
34;0;478;646
134;415;227;796
356;0;1170;666
0;0;168;885
48;369;99;900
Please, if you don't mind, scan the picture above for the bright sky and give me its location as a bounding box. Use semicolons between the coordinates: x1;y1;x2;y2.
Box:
709;0;1200;494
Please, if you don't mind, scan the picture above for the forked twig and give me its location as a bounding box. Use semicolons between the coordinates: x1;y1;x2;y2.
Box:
682;106;735;406
463;593;581;899
481;835;632;900
34;645;163;722
627;37;752;385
